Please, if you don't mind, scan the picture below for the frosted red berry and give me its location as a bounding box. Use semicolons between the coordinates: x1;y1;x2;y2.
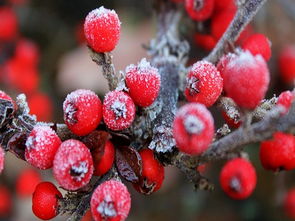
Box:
133;149;165;195
63;89;102;136
15;39;40;67
125;58;161;107
185;0;215;21
185;60;223;107
284;188;295;219
277;91;294;115
279;45;295;84
0;7;18;41
32;182;62;220
216;53;236;78
103;91;135;131
84;7;120;52
28;92;53;122
25;125;61;170
220;158;257;200
222;51;270;109
260;132;295;171
91;179;131;221
242;33;271;61
16;168;42;197
0;148;4;174
53;139;94;191
93;141;115;176
194;33;216;51
0;186;12;216
173;103;214;155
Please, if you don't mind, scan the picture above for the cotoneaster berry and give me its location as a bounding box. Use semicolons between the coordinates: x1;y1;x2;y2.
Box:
93;141;115;176
91;179;131;221
277;90;294;115
222;51;270;109
125;58;160;107
173;103;214;155
14;39;40;67
32;182;62;220
16;168;42;197
260;132;295;171
28;92;53;122
0;7;18;41
214;0;236;12
194;33;216;51
0;185;12;216
185;60;223;107
53;139;94;191
211;9;235;40
185;0;215;21
63;89;102;136
220;158;257;200
279;45;295;84
84;6;121;52
284;188;295;219
216;53;236;78
133;149;165;195
103;91;135;131
0;148;4;174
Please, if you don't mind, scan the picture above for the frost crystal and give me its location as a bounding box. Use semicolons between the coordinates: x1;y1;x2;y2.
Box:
111;100;127;119
184;114;204;134
71;161;88;181
97;200;117;218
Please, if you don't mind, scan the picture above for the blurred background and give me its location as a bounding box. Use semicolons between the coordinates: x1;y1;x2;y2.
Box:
0;0;295;220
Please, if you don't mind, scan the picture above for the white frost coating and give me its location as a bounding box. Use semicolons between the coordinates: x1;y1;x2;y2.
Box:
111;100;127;119
125;58;159;77
71;161;88;182
85;6;118;25
228;50;263;70
148;126;176;153
184;114;204;134
97;200;117;218
230;177;241;192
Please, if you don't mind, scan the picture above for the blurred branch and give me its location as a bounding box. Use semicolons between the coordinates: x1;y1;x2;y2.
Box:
276;0;295;21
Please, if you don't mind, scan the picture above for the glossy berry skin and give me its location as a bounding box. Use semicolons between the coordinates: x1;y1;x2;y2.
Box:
16;168;42;197
185;0;214;21
53;139;94;191
222;51;270;109
32;182;62;220
91;180;131;221
25;125;61;170
103;91;135;131
93;141;115;176
0;7;18;41
242;34;271;61
84;7;120;52
220;158;257;200
185;60;223;107
284;189;295;219
63;89;102;136
0;186;12;216
173;103;214;155
279;45;295;84
0;148;4;174
125;58;160;107
260;132;295;171
194;33;216;51
28;92;53;122
133;149;165;195
277;91;294;115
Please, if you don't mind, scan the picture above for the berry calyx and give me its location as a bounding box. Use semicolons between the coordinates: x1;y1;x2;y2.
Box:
133;149;165;195
93;141;115;176
84;7;121;52
16;168;42;197
220;158;257;200
32;182;62;220
185;0;215;21
125;58;161;107
260;132;295;171
279;45;295;84
91;179;131;221
284;188;295;219
103;91;135;131
53;139;94;191
185;60;223;107
173;103;214;155
25;124;61;170
63;89;102;136
277;90;294;115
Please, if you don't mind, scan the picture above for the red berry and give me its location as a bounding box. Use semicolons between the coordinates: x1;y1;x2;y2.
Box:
84;7;120;52
211;9;235;40
194;33;217;51
63;89;102;136
222;51;270;109
185;60;223;107
196;163;208;174
0;7;18;41
220;158;257;200
279;45;295;84
32;182;62;220
214;0;236;12
173;103;214;155
185;0;215;21
14;39;40;67
133;149;165;195
0;185;12;216
0;148;4;174
82;210;93;221
284;188;295;219
91;180;131;221
103;91;135;131
260;132;295;171
216;53;236;78
93;141;115;176
16;168;42;197
277;90;294;115
125;58;161;107
53;139;94;191
222;110;241;128
25;124;61;170
0;90;14;104
242;33;271;61
28;92;53;122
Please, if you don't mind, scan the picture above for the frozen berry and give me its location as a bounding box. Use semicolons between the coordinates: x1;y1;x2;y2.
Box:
173;103;214;155
284;188;295;219
84;7;120;52
25;124;61;170
0;148;4;174
194;33;216;51
125;58;161;107
0;186;12;216
222;51;270;109
103;91;135;131
185;60;223;107
63;89;102;136
53;139;94;191
277;90;294;115
222;110;241;128
91;180;131;221
32;182;62;220
211;9;235;40
216;53;236;78
279;45;295;84
185;0;215;21
220;158;257;200
260;132;295;171
93;141;115;176
28;92;53;122
133;149;165;195
0;7;18;41
14;39;40;67
16;168;42;197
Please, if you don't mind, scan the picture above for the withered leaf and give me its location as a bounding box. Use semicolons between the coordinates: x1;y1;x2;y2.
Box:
7;132;27;160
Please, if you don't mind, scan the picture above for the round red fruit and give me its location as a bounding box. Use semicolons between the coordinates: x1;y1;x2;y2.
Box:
284;188;295;219
0;148;4;174
194;33;217;51
173;103;214;155
93;141;115;176
16;168;42;197
91;179;131;221
0;7;18;41
220;158;257;200
279;45;295;84
185;0;215;21
0;186;12;216
28;92;53;122
277;90;294;115
14;39;40;67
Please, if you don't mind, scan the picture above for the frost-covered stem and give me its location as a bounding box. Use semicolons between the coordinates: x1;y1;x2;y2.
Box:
205;0;268;64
